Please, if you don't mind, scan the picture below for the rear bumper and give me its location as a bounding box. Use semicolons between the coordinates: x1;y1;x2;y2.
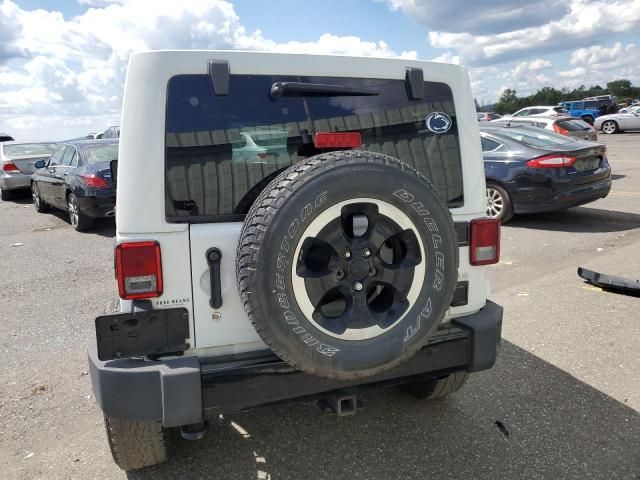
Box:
0;172;30;191
88;301;503;427
513;176;611;214
75;194;116;218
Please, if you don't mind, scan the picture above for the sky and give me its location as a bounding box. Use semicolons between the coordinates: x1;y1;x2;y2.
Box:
1;0;639;141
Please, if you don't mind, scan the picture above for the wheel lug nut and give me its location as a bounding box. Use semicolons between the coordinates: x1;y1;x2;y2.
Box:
343;250;352;259
362;248;371;258
353;282;363;292
336;269;345;280
368;267;376;276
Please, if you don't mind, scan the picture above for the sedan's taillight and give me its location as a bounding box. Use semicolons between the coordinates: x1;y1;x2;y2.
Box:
470;218;500;266
552;124;569;136
115;241;163;299
527;154;577;168
2;161;19;172
83;173;110;188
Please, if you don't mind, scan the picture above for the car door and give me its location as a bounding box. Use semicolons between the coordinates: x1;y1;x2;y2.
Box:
53;145;77;206
625;111;640;130
37;145;65;204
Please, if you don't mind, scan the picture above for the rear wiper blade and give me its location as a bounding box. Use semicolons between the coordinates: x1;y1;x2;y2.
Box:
270;82;379;99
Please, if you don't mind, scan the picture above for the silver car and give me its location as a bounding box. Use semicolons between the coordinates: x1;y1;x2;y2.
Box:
489;116;598;142
0;142;58;200
595;106;640;134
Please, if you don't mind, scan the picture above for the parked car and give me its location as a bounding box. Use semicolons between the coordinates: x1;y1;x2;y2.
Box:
101;125;120;139
594;107;640;134
476;112;502;122
490;116;598;141
480;125;611;222
31;139;118;231
618;105;640;114
560;100;600;124
89;50;503;471
0;141;59;200
505;105;570;118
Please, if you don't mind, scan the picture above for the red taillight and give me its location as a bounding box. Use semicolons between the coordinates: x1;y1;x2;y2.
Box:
2;161;19;172
527;154;577;168
83;173;109;188
470;218;500;266
552;124;569;136
314;132;362;149
115;241;163;299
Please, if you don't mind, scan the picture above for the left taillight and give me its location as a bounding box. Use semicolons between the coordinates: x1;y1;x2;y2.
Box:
115;241;163;299
470;218;500;266
552;123;569;136
2;161;19;172
527;154;577;168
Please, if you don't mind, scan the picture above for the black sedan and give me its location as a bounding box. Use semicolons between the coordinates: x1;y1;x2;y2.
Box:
31;139;117;231
480;125;611;223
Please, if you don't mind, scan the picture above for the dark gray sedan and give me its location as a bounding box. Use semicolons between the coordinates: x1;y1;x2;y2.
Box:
31;139;118;231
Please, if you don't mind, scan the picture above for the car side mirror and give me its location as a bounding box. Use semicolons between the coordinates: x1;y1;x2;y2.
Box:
34;159;46;169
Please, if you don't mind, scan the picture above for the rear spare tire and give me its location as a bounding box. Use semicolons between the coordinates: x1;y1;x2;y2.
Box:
237;150;458;380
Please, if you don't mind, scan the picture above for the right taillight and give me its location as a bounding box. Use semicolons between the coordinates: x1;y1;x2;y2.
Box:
2;161;19;172
470;218;501;266
115;241;163;299
527;154;577;168
552;123;569;136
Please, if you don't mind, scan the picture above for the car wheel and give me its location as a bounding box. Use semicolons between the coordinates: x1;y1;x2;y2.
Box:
237;150;459;380
400;371;469;399
103;414;173;471
486;183;513;223
581;115;594;125
67;192;93;231
601;120;618;134
31;182;49;213
0;188;13;201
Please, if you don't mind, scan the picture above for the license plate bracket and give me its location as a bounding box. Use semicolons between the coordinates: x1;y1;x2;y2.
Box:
95;307;189;361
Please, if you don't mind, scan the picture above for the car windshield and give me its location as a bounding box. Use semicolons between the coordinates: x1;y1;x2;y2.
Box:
3;143;58;158
82;144;119;165
557;119;591;131
491;126;574;147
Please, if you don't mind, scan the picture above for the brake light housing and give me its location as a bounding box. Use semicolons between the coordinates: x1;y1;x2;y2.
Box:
470;218;500;266
115;241;163;299
552;124;569;136
2;161;19;173
314;132;362;149
527;154;577;168
83;173;110;189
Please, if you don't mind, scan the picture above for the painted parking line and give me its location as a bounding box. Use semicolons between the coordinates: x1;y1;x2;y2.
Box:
610;190;640;197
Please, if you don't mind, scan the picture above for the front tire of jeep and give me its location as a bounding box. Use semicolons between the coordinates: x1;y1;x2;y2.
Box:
237;150;459;380
400;371;469;400
103;415;173;471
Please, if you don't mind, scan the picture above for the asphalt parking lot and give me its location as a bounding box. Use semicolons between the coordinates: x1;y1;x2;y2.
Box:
1;134;639;480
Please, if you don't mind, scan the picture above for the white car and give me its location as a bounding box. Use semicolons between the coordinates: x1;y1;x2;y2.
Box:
594;107;640;134
88;50;503;470
618;105;640;114
505;105;570;118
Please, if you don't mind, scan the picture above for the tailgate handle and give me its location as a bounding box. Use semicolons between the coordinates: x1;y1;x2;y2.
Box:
206;248;222;309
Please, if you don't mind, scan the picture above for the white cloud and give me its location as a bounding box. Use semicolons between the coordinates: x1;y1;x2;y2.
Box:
431;51;460;65
570;42;637;66
426;0;640;66
0;0;417;140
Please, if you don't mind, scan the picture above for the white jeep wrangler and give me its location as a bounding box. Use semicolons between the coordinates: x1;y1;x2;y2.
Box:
88;50;503;470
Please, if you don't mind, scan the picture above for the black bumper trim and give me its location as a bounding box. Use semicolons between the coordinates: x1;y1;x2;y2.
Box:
452;300;503;372
88;301;502;426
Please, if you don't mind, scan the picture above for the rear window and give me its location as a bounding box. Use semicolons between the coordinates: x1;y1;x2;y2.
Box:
584;101;598;110
491;126;574;147
165;74;463;222
3;143;58;158
82;144;119;165
556;119;591;131
554;106;569;113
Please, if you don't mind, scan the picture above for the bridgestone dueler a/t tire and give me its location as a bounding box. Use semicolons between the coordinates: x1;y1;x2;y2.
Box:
236;150;459;380
104;415;172;471
400;371;470;399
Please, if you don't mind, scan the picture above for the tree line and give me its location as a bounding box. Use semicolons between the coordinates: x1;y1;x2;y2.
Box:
479;79;640;114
